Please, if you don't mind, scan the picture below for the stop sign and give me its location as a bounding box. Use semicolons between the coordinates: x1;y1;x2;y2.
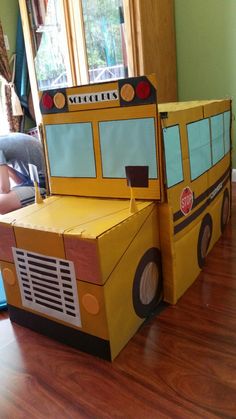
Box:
180;187;193;215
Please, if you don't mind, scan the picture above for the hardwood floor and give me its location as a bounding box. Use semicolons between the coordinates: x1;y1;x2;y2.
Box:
1;186;236;418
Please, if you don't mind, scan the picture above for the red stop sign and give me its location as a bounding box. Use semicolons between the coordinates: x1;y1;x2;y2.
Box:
180;187;193;215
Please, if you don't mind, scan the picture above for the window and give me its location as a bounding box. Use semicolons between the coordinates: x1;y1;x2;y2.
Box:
187;118;211;180
210;113;224;165
224;111;231;154
26;0;128;90
163;125;183;188
82;0;128;83
27;0;73;91
45;122;96;177
99;118;158;179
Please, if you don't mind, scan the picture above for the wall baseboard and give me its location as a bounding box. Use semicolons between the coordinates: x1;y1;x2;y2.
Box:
232;169;236;182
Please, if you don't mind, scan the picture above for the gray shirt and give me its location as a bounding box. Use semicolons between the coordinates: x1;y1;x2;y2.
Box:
0;133;45;188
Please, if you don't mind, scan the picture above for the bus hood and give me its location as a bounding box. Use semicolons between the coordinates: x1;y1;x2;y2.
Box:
0;195;154;239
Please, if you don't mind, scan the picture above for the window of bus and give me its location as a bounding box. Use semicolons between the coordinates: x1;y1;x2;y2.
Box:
210;113;224;165
224;111;231;154
45;123;96;178
163;124;183;188
187;119;211;181
99;118;158;179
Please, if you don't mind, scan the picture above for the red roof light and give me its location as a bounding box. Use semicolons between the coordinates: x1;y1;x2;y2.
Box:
42;93;53;110
136;81;151;100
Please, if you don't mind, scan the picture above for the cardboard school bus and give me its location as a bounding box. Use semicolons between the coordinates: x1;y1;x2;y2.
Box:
0;75;231;360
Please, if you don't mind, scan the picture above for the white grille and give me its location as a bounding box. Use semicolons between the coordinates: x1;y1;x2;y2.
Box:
13;247;81;327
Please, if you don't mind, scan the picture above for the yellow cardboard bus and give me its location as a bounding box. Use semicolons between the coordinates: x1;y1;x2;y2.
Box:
0;75;231;360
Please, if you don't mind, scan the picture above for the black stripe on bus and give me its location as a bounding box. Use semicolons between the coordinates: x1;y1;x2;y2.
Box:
173;167;230;222
174;176;229;235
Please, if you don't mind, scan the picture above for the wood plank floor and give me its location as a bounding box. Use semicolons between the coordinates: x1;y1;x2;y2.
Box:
1;186;236;419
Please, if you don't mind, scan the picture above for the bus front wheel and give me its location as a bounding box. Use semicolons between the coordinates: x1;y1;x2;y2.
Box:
132;248;163;318
197;213;213;269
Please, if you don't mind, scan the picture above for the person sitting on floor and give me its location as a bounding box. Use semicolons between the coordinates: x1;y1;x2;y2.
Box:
0;132;46;214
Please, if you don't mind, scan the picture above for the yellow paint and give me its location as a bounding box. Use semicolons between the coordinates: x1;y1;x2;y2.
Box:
0;262;22;307
2;267;16;286
34;181;43;204
82;293;100;315
158;203;175;303
129;187;138;214
78;280;109;340
104;206;160;360
203;100;231;117
9;195;151;238
49;177;161;200
14;227;65;259
159;99;231;303
98;203;155;284
174;221;201;303
42;103;161;200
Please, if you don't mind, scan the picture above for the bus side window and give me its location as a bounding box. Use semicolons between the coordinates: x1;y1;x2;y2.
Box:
163;125;183;188
187;118;211;181
223;111;231;154
210;113;224;165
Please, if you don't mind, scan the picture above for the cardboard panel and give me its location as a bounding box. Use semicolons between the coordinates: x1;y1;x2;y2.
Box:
0;224;16;262
174;221;201;303
64;237;102;284
77;280;109;340
98;203;155;284
14;227;65;259
0;261;22;308
203;99;231;118
42;89;161;200
48;177;161;200
158;203;175;303
64;200;152;239
104;207;160;360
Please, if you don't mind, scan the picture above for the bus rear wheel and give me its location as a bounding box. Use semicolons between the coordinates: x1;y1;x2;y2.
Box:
132;248;162;318
221;188;230;233
197;213;213;269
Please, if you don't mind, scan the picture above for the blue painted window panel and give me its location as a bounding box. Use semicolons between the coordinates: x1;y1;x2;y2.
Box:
45;123;96;178
224;111;231;154
99;118;158;179
187;118;211;180
211;114;224;165
163;125;183;187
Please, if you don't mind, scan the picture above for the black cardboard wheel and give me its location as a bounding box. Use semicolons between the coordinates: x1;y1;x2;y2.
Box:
133;248;162;318
197;213;213;269
221;188;230;233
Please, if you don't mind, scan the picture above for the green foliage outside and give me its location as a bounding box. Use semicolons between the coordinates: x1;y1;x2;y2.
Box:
82;0;123;69
33;0;124;87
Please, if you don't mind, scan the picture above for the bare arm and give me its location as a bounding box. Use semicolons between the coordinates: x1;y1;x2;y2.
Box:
0;164;10;194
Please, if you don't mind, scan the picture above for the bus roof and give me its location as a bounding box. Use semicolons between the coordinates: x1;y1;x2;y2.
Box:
158;99;227;113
